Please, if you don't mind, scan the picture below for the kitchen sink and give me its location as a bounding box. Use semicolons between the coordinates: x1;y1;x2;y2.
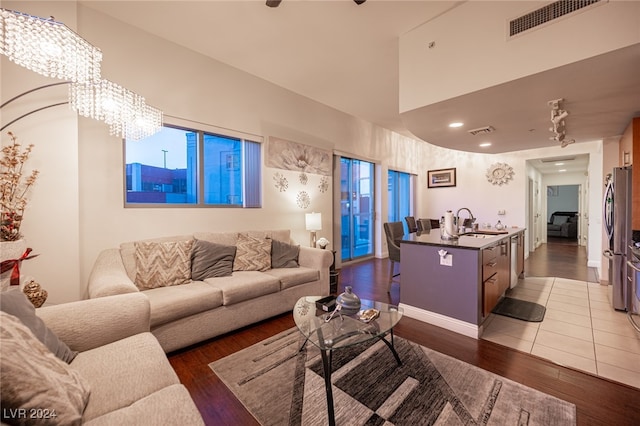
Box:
459;233;498;239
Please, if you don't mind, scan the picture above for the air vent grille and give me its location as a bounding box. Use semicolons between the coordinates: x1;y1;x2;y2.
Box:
509;0;603;37
468;126;495;136
540;156;575;163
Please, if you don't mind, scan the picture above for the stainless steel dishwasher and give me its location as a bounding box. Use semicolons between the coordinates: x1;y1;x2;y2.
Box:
510;235;518;288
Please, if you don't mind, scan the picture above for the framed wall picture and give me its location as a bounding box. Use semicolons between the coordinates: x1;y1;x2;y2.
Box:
428;168;456;188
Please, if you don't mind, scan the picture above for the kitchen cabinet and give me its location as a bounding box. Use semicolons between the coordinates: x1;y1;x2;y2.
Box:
482;239;510;316
482;244;499;316
620;117;639;230
399;228;526;338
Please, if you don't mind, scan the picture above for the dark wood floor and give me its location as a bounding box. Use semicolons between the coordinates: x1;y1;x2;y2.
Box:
168;241;639;425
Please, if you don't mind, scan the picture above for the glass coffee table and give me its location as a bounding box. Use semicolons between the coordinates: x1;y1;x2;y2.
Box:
293;296;403;426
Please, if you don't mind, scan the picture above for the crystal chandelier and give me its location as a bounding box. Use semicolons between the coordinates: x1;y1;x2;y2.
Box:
70;80;163;141
0;8;102;83
1;7;163;139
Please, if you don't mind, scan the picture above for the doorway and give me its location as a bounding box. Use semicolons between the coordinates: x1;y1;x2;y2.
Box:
546;184;580;244
340;157;375;261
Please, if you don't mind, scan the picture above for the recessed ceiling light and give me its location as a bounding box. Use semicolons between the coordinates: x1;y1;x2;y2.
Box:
559;169;567;172
449;122;463;128
479;142;492;147
555;162;564;166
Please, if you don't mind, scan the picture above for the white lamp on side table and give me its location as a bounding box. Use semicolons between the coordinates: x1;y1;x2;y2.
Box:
305;212;322;248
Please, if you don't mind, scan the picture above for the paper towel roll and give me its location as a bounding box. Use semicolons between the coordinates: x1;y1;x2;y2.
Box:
444;210;456;237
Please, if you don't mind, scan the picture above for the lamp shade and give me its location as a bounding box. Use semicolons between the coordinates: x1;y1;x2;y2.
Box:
305;212;322;231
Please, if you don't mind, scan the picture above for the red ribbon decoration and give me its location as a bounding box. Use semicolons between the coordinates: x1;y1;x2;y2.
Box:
0;248;39;286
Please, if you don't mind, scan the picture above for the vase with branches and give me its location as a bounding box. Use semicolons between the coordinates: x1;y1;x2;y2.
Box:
1;132;39;242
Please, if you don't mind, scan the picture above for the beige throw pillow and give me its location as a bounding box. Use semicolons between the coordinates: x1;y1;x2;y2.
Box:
0;312;90;425
233;233;272;272
134;239;194;289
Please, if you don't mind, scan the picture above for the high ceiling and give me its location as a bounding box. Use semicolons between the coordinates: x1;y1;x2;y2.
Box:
81;0;640;173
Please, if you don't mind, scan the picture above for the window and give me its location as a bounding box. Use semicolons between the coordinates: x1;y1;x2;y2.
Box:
388;169;413;231
125;122;262;207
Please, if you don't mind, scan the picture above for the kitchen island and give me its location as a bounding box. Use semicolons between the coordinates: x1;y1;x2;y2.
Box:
399;227;525;338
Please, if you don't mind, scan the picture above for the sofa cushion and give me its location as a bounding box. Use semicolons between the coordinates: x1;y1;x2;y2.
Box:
194;229;292;246
233;233;272;272
142;282;224;327
552;215;568;225
0;312;90;425
247;229;291;243
0;288;77;363
134;239;194;289
192;231;239;246
191;239;236;280
84;385;204;426
205;271;280;305
271;239;300;269
70;332;180;421
264;267;320;290
120;235;193;281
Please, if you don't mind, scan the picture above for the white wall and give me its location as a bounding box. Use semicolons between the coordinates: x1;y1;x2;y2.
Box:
1;1;609;303
415;140;603;271
1;2;82;301
399;0;640;112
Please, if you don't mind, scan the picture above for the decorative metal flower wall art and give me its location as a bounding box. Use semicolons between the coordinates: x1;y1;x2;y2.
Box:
486;162;514;186
296;191;311;209
318;176;329;193
273;172;288;192
299;172;308;185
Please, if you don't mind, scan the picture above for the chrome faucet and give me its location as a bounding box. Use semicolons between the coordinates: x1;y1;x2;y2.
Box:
456;208;475;230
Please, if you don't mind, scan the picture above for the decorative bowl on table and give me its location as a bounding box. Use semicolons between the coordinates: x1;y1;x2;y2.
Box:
336;286;361;315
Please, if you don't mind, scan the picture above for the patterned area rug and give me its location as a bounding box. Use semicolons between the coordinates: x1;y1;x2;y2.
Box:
209;328;576;425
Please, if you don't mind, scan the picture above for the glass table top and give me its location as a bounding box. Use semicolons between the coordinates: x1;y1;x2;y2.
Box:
293;296;403;351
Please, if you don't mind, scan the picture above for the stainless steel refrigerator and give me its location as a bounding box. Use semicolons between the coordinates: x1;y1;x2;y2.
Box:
603;166;633;311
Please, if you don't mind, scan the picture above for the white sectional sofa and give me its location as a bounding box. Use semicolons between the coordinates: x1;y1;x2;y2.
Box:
0;290;204;425
87;230;333;353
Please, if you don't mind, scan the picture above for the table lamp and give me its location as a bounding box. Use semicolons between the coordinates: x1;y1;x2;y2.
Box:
305;212;322;248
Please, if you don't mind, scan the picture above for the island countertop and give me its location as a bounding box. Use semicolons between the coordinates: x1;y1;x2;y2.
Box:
401;227;524;250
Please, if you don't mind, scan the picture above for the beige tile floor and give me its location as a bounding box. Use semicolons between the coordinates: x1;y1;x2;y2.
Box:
482;276;640;389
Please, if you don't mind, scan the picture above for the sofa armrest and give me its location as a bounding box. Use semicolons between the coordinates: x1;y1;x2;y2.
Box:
36;292;150;353
298;246;333;270
88;248;139;298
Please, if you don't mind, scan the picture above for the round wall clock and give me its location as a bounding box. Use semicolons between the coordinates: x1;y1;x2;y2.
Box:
486;162;514;186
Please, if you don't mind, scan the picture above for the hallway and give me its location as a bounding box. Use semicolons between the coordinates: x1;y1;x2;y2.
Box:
482;241;640;389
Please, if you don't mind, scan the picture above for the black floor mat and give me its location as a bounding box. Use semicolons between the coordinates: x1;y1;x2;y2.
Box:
492;297;546;322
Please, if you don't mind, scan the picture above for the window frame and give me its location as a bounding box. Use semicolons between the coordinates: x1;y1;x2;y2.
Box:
123;117;263;208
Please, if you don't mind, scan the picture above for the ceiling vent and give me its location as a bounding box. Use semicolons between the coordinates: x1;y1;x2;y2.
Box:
509;0;605;38
467;126;495;136
540;156;575;163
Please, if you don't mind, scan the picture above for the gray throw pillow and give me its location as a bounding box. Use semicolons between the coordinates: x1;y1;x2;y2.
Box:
191;239;237;280
271;239;300;269
0;288;78;363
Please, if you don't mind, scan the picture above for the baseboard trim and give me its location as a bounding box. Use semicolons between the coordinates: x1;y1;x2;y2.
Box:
399;303;481;339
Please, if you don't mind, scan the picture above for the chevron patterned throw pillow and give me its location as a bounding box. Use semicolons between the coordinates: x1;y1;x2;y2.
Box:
233;233;272;272
134;239;194;289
